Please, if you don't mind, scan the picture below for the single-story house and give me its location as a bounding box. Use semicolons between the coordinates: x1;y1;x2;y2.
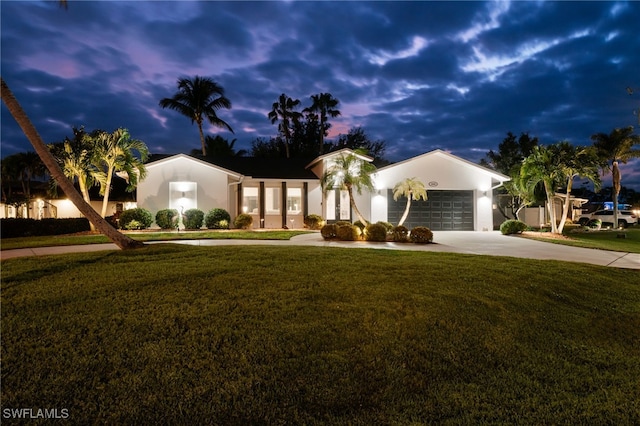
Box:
137;149;510;231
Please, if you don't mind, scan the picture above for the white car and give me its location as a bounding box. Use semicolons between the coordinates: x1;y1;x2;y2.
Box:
578;209;638;228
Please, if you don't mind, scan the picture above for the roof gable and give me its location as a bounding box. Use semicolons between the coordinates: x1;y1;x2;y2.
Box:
377;149;510;181
145;154;242;178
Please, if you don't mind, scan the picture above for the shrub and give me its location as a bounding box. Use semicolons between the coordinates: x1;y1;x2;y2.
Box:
205;208;231;229
234;213;253;229
392;225;410;243
119;208;153;230
500;219;528;235
0;218;91;238
376;221;394;233
183;209;204;230
365;222;388;242
155;209;178;230
320;223;338;240
336;224;360;241
410;226;433;244
304;214;325;230
353;220;367;232
335;220;352;227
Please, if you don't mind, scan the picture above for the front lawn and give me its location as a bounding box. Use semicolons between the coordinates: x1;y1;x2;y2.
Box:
521;227;640;253
2;246;639;424
0;229;312;250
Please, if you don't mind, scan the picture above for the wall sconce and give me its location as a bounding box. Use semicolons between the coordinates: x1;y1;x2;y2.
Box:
483;191;488;197
182;191;185;197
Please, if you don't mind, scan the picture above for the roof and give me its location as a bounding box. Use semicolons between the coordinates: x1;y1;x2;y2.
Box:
145;153;317;180
377;149;511;182
305;148;374;170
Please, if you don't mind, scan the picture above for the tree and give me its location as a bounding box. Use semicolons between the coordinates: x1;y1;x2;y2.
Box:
521;142;601;234
1;77;143;249
159;76;233;156
481;132;539;220
330;127;388;166
268;93;302;159
191;135;246;158
93;128;149;218
0;151;46;218
320;149;376;224
591;126;640;227
303;93;341;155
392;178;427;226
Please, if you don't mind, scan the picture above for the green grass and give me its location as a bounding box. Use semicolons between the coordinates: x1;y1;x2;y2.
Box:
523;227;640;253
2;245;639;424
0;229;311;250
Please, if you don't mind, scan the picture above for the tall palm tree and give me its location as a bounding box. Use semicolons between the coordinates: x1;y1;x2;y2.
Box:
591;126;640;227
159;76;233;157
268;93;302;159
1;77;143;249
392;178;428;226
303;93;341;155
321;149;376;224
93;128;149;218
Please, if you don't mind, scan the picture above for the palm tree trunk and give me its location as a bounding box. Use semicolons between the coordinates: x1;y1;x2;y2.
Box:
78;178;96;231
347;186;368;225
612;161;620;227
557;178;574;234
1;77;144;250
544;183;558;234
197;122;207;156
100;167;114;218
398;197;412;226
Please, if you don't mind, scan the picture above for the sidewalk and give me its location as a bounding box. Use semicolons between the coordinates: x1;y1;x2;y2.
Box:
1;231;639;269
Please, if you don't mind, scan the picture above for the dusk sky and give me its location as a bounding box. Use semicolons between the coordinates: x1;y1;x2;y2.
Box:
2;1;639;190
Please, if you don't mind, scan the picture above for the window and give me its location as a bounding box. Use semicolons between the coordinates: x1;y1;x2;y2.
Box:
287;188;302;214
243;187;259;214
265;187;280;214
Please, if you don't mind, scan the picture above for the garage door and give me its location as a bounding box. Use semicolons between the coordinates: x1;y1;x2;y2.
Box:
387;190;474;230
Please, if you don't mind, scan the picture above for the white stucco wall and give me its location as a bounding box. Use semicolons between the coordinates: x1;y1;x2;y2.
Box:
370;150;507;231
137;155;239;218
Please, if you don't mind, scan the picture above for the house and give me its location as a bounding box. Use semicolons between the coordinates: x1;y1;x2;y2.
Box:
137;149;510;231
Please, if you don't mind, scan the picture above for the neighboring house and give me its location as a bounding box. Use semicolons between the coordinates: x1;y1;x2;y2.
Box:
0;176;135;220
137;149;510;231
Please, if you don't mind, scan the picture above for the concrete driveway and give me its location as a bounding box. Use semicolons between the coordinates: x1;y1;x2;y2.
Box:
1;231;639;270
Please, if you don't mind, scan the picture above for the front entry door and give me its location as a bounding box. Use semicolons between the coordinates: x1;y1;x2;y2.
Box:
326;189;351;221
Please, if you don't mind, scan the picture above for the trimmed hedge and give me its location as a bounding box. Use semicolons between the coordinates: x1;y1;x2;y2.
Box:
205;208;231;229
183;209;204;230
336;224;360;241
156;209;178;230
410;226;433;244
119;208;153;230
1;218;91;238
365;222;388;242
320;224;338;240
500;219;528;235
303;214;325;230
392;225;410;243
234;214;253;229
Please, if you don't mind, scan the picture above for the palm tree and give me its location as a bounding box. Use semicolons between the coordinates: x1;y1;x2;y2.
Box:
1;77;143;249
159;76;233;156
268;93;302;159
552;143;601;232
521;145;564;233
591;126;640;227
303;93;341;155
392;178;428;226
321;149;376;224
521;142;601;234
93;128;149;218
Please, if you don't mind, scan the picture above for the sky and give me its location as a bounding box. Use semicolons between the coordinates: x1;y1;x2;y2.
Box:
2;0;639;190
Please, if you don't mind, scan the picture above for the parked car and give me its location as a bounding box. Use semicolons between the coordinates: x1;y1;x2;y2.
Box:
577;209;638;228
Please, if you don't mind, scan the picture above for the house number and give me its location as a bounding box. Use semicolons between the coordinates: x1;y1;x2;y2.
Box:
428;181;438;187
